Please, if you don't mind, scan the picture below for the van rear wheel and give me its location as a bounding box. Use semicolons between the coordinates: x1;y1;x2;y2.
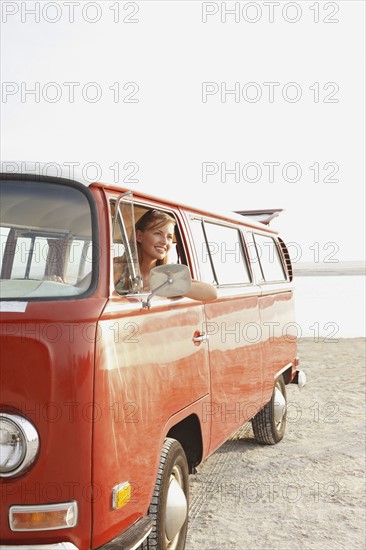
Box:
145;438;189;550
252;375;287;445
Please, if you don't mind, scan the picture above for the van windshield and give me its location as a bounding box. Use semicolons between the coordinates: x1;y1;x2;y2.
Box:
0;179;95;300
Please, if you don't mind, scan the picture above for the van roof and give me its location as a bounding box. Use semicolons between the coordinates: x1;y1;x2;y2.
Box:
0;161;91;186
0;161;279;233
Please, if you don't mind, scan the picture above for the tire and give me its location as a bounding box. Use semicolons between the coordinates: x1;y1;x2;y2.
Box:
144;438;189;550
252;375;287;445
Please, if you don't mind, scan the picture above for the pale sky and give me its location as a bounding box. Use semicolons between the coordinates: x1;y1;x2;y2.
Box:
1;1;365;263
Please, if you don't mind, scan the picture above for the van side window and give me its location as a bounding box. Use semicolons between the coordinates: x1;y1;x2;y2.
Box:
190;220;216;284
191;219;251;285
253;233;287;282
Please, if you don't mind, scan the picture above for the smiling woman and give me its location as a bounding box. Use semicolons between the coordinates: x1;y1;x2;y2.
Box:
135;209;176;290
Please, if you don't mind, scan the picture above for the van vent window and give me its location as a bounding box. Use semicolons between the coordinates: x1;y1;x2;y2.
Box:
278;237;293;282
253;234;287;282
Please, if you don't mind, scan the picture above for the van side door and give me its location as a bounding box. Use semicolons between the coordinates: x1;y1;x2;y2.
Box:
188;217;264;455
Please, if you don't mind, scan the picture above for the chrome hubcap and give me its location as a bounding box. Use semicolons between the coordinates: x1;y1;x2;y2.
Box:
165;465;187;548
273;386;286;429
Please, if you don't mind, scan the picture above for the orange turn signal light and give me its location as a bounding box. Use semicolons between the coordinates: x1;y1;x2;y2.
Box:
9;502;78;531
112;482;131;510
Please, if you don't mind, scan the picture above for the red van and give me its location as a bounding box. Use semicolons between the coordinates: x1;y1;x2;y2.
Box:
0;164;306;550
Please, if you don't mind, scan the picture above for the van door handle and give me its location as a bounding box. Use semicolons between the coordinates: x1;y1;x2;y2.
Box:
192;331;208;345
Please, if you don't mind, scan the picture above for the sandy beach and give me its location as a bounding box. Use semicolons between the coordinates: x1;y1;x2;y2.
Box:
185;338;366;550
293;261;365;277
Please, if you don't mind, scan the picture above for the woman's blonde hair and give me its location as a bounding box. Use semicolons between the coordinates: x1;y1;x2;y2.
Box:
135;209;176;266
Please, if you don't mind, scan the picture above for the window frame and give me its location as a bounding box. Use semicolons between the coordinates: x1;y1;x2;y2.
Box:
189;216;253;287
252;232;288;283
110;199;189;295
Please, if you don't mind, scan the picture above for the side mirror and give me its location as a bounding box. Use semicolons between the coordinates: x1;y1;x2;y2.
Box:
142;264;192;309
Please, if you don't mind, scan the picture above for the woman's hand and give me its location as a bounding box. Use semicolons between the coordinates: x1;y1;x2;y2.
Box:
185;280;217;301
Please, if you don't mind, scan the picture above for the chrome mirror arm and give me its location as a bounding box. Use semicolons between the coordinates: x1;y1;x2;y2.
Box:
142;275;174;309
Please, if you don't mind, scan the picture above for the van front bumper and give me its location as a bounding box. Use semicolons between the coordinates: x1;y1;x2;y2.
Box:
0;516;153;550
97;516;152;550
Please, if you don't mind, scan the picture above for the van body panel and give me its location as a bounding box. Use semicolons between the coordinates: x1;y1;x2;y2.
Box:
203;291;264;454
258;289;298;402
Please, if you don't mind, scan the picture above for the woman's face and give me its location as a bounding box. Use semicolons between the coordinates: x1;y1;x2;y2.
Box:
136;221;175;263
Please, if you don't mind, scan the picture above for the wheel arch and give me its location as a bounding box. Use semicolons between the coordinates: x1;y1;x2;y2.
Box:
166;414;203;473
281;364;294;385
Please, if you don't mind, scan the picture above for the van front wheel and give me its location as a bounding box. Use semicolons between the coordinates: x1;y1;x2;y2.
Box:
252;375;287;445
145;438;189;550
